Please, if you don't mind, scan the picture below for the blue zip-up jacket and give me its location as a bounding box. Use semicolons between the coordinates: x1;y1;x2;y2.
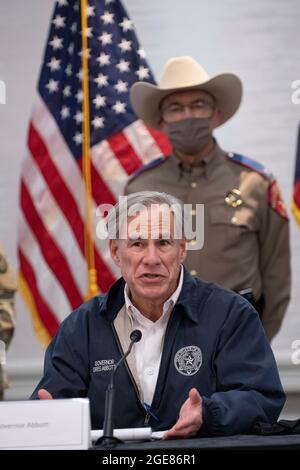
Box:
31;271;285;435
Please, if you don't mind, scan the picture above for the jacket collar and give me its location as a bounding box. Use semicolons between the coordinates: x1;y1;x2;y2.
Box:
99;267;209;324
169;139;226;181
175;267;211;323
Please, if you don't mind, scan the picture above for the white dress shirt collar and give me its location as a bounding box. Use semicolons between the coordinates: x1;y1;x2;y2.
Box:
124;265;184;325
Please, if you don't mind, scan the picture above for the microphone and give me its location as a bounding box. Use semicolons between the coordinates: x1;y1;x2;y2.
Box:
96;329;142;447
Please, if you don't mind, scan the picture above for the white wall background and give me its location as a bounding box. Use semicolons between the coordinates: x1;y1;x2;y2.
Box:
0;0;299;404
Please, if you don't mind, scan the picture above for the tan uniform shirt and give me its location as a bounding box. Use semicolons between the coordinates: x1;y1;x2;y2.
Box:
0;246;17;399
127;142;291;340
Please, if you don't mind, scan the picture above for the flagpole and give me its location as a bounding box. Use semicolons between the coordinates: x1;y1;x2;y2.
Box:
80;0;99;299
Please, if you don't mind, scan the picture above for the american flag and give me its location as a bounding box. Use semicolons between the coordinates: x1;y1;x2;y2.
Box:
18;0;170;344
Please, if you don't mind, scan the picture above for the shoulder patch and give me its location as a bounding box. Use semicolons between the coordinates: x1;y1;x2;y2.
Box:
128;156;167;184
226;153;289;220
268;180;289;220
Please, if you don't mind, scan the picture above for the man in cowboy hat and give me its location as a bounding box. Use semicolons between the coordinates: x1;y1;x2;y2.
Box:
127;56;291;341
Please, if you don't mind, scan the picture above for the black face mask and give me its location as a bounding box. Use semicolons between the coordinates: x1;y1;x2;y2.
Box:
166;117;212;155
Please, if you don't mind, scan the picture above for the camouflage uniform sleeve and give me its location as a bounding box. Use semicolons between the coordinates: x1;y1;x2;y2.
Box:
0;248;17;396
0;297;16;346
0;249;16;345
259;181;291;341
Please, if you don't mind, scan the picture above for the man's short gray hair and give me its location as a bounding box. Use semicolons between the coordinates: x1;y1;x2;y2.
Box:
106;191;185;240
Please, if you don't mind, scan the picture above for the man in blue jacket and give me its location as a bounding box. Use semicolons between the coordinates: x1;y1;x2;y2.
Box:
32;191;285;438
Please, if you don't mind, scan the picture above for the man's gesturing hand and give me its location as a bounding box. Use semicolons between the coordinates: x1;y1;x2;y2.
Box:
164;388;202;439
38;389;53;400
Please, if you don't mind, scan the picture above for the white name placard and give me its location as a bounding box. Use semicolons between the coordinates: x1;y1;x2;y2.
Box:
0;398;91;450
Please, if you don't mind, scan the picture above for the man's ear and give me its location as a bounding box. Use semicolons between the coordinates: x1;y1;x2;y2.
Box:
210;108;221;130
179;239;187;263
109;239;120;266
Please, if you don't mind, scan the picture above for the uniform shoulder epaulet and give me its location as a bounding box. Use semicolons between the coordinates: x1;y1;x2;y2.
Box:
226;152;289;220
128;156;166;183
226;152;274;181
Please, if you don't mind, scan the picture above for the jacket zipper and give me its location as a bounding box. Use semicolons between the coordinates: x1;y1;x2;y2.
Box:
111;324;149;424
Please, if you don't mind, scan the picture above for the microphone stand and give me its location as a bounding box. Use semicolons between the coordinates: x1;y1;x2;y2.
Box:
96;330;142;448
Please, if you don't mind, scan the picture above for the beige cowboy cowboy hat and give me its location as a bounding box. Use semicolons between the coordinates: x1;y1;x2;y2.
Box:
130;56;242;129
